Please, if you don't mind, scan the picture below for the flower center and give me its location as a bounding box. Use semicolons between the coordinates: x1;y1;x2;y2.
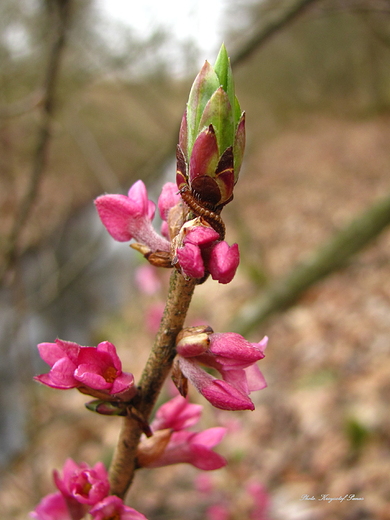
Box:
104;514;120;520
103;366;117;383
82;481;92;496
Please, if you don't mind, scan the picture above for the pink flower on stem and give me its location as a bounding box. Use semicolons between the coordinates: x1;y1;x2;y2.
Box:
54;459;110;506
90;496;148;520
176;330;268;411
30;492;72;520
157;182;181;222
150;393;202;431
175;221;239;283
137;395;227;470
208;241;240;284
34;339;136;401
143;427;227;471
95;180;170;252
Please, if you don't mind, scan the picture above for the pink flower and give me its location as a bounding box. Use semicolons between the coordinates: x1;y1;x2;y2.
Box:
90;496;148;520
143;427;227;470
137;395;227;470
95;180;170;252
34;339;136;400
176;331;268;411
30;492;72;520
208;241;240;284
157;182;181;222
177;241;206;279
175;220;239;283
150;394;202;431
54;459;110;506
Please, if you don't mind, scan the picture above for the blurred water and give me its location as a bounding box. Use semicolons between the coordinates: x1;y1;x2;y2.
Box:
0;158;177;470
0;203;137;469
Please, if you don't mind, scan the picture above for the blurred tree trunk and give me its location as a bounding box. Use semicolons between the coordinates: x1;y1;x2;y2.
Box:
0;0;72;284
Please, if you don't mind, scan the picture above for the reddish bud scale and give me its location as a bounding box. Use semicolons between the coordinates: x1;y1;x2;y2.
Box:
180;186;226;240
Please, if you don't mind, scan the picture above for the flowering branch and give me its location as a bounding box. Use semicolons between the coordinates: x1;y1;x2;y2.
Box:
31;44;270;520
108;269;196;497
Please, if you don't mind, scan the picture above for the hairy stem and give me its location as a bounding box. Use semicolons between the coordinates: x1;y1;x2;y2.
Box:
109;269;196;497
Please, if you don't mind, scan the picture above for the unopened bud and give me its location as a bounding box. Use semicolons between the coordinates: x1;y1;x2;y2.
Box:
176;325;214;357
177;44;245;211
85;399;128;416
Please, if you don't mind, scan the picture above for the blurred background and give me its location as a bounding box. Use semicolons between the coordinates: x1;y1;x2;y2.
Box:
1;0;390;518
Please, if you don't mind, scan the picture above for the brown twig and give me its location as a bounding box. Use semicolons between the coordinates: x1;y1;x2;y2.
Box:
232;192;390;336
0;0;72;284
108;269;196;498
0;90;44;119
231;0;318;66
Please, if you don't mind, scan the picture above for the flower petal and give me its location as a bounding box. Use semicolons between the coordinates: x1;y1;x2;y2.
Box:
158;182;180;221
245;364;267;392
177;243;205;279
151;395;202;431
208;241;239;284
37;340;79;367
29;492;72;520
74;365;111;390
94;194;139;242
178;357;254;411
128;180;156;220
184;225;219;246
209;333;265;366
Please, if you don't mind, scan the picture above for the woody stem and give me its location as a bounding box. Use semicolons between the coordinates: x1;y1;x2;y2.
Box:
108;269;196;498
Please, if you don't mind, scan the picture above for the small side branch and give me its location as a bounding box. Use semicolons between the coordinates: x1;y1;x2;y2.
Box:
233;193;390;336
0;0;72;283
231;0;318;66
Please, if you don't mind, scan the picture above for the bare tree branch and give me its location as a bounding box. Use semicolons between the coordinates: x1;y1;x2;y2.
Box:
0;0;72;284
231;0;319;66
232;193;390;336
0;90;44;119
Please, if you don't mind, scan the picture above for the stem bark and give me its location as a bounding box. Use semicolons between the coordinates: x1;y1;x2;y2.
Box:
108;269;196;497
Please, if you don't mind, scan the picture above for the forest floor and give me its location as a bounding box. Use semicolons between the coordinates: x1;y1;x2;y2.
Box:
1;112;390;520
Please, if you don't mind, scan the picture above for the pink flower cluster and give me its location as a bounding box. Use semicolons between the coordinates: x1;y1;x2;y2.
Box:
175;222;239;284
137;394;227;470
30;459;147;520
95;180;240;284
175;329;268;411
34;339;136;401
34;329;267;414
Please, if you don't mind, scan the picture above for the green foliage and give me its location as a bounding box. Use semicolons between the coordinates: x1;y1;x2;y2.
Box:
345;417;370;455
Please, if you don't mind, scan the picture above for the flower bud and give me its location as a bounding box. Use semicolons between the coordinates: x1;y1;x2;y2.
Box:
177;44;245;210
176;325;213;357
85;399;128;416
